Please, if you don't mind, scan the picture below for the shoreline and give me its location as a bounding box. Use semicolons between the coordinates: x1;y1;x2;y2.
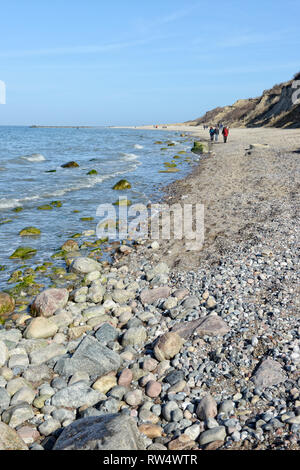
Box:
0;127;299;450
0;127;196;291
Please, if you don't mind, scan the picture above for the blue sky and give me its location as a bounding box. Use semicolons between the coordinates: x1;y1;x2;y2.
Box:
0;0;299;125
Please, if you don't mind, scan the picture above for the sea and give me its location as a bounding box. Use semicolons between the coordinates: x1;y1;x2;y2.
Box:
0;126;198;289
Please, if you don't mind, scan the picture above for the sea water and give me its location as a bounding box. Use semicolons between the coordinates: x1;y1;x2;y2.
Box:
0;126;197;288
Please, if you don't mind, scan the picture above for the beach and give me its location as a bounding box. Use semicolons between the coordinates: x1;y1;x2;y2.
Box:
0;126;299;450
132;126;300;270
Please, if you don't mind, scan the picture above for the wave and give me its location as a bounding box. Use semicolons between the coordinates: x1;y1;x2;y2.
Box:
0;194;40;210
134;144;143;149
122;153;139;161
41;168;135;198
0;159;140;212
21;153;46;162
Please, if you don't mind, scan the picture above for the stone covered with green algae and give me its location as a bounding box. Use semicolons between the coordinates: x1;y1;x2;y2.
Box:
191;141;209;154
113;199;131;206
112;179;131;190
0;292;15;317
10;247;37;260
37;204;53;211
51;201;62;207
19;227;41;236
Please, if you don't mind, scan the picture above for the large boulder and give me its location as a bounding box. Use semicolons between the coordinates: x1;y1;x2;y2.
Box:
31;288;69;317
54;336;120;378
0;292;15;317
191;141;209;155
195;315;229;337
29;343;67;365
9;246;37;259
2;403;34;428
61;240;79;252
61;161;79;168
122;327;147;347
112;179;131;190
24;317;58;339
171;319;203;340
172;315;229;339
199;426;226;446
19;227;41;236
53;414;146;450
0;422;28;450
71;257;102;274
145;262;169;281
51;381;103;409
252;358;286;389
140;287;171;305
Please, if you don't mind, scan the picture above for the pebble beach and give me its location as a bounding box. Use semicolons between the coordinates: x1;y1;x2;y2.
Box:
0;126;299;451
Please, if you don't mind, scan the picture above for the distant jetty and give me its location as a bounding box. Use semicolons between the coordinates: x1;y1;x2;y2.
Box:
29;125;95;128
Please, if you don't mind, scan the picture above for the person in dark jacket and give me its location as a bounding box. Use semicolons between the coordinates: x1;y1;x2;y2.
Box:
214;126;219;142
222;126;229;143
209;127;215;141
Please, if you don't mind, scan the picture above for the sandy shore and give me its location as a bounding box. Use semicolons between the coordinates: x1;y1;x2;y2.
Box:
0;126;299;451
124;126;300;271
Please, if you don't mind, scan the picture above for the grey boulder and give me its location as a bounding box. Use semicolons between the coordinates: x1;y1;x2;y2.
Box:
53;414;146;450
54;336;120;378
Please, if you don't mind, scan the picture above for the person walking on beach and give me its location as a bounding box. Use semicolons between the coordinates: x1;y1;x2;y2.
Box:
222;126;229;143
214;126;219;142
209;127;215;142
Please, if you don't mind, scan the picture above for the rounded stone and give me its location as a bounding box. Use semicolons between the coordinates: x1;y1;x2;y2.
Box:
17;426;40;445
92;375;117;394
199;426;226;446
154;332;183;361
122;327;147;348
0;292;15;318
124;390;143;407
11;386;36;406
138;424;162;439
71;257;102;274
143;358;158;372
24;317;58;339
61;240;79;252
38;418;61;437
31;288;69;318
118;368;133;387
196;394;218;420
0;422;28;450
145;381;162;398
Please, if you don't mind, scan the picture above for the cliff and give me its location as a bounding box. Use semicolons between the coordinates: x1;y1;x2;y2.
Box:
186;73;300;128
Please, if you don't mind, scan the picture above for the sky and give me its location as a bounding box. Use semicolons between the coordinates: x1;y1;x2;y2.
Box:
0;0;299;126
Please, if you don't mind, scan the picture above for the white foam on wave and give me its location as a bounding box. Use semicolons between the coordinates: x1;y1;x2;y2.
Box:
134;144;143;149
0;198;20;210
0;160;140;211
122;153;139;161
43;166;137;198
21;153;46;162
0;194;39;210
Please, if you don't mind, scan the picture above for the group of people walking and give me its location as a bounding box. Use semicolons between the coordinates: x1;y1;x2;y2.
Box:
205;124;229;143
